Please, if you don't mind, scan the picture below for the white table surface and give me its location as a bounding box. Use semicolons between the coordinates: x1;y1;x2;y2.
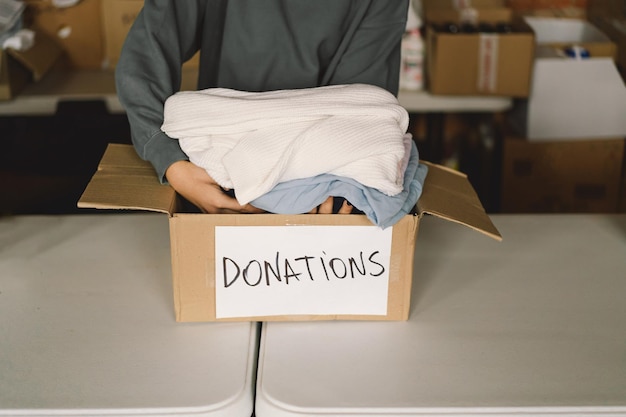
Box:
0;214;257;417
255;214;626;416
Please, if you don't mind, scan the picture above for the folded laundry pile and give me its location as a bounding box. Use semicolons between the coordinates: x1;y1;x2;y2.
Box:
161;83;428;228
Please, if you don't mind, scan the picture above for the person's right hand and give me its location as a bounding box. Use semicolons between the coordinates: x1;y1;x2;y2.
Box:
165;160;265;214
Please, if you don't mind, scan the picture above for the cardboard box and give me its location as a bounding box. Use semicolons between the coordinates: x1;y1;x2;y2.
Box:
101;0;199;69
586;0;624;20
506;0;587;18
0;30;62;100
507;0;587;8
78;144;501;322
423;0;506;19
501;135;625;213
425;2;535;96
586;1;626;79
509;17;626;140
23;0;105;69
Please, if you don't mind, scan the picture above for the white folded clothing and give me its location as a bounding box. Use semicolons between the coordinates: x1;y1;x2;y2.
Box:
161;83;410;204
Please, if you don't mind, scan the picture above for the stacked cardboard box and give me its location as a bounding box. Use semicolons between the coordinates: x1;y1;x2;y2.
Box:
587;0;626;80
588;4;626;213
422;0;535;96
21;0;197;70
0;30;62;100
1;0;103;100
506;0;587;18
502;16;626;213
0;0;199;101
22;0;104;70
501;133;625;213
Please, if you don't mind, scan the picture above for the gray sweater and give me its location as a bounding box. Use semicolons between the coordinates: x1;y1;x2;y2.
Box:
116;0;408;182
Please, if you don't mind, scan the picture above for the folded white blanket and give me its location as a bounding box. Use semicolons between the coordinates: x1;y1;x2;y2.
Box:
161;84;410;204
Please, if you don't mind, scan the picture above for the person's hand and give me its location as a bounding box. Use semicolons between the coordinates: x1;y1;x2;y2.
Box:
166;161;353;215
165;160;265;214
310;196;353;214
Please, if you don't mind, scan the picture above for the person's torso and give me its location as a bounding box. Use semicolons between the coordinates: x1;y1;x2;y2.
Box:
198;0;365;91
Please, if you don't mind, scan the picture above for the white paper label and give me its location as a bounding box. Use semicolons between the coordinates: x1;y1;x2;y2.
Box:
477;34;499;93
214;226;392;318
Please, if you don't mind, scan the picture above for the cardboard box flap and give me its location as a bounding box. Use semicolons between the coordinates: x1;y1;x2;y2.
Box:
417;162;502;241
5;31;62;81
79;145;502;241
524;17;618;60
524;17;611;44
78;143;178;214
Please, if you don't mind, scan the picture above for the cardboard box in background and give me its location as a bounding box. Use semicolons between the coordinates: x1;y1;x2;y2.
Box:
77;144;501;323
424;1;535;97
501;135;625;213
0;50;29;100
506;0;587;17
101;0;199;70
509;17;626;141
22;0;104;69
100;0;140;69
422;0;505;17
587;0;625;19
587;0;626;80
0;30;62;100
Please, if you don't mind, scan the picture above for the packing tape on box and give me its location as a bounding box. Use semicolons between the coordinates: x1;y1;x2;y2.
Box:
477;33;499;93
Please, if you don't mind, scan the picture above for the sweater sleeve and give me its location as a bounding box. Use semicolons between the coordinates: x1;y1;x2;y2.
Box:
115;0;205;183
322;0;408;96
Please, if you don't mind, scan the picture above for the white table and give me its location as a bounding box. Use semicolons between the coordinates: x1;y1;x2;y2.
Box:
255;214;626;416
0;214;257;417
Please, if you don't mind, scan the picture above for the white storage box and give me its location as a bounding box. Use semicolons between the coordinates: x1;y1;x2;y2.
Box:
509;17;626;141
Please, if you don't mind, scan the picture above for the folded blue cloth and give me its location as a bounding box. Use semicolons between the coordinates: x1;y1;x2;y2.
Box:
249;141;428;229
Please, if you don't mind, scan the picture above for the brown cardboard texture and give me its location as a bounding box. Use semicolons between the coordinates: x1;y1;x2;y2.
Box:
508;0;588;18
423;0;506;20
586;13;626;77
425;11;535;97
0;31;62;100
423;0;504;9
0;50;28;100
78;144;501;322
586;0;624;20
501;135;625;213
23;0;104;69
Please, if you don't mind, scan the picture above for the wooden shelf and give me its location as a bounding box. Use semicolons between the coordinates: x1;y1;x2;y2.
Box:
0;69;118;115
397;89;512;113
0;69;512;116
0;68;198;116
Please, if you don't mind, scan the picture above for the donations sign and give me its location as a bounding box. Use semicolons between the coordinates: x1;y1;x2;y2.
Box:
214;226;393;318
